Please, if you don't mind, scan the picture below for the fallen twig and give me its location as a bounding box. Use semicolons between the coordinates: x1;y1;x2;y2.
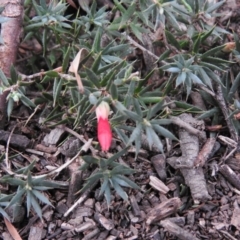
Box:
215;84;238;141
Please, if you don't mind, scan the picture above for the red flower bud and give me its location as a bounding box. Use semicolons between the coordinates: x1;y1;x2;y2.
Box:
96;101;112;151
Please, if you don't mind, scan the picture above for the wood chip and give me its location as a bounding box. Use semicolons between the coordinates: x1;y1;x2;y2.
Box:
28;226;44;240
0;130;30;149
231;208;240;230
146;197;182;225
75;221;96;233
149;176;169;194
43;127;65;146
150;154;167;181
130;195;141;217
160;219;200;240
94;212;114;230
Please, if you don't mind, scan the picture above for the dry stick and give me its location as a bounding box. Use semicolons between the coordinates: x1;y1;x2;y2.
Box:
24;104;41;127
160;219;199;240
170;116;206;141
194;137;216;167
146;197;181;224
215;84;238;142
33;138;92;179
3;134;92;181
220;230;238;240
167;114;211;202
5;126;17;170
219;164;240;190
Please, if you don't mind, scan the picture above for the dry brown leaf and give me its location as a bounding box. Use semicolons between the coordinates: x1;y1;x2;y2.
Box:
4;218;22;240
67;0;78;9
222;42;236;53
69;48;89;93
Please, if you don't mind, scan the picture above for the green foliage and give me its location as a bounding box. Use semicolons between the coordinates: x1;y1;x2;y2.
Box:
0;162;61;220
0;68;36;119
80;147;140;205
0;0;239;211
0;193;14;220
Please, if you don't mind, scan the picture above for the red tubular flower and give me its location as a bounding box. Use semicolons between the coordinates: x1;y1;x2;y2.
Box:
96;101;112;151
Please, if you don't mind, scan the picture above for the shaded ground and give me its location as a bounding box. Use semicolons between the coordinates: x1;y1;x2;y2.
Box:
1;1;240;240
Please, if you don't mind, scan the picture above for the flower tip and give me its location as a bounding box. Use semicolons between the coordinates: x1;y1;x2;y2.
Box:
96;101;110;121
98;117;112;152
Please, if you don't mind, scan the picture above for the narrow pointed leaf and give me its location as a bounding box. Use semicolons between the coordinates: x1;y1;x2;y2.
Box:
201;45;225;59
111;178;128;200
10;65;18;83
153;125;178;140
32;190;53;207
106;147;129;165
176;71;186;87
7;188;25;208
197;107;220;119
187;72;204;85
133;98;142;118
127;123;142;145
26;191;32;216
0;69;10;86
147;99;164;119
117;175;140;189
206;0;225;13
99;175;109;196
92;53;102;73
228;72;240;101
62;46;71;72
30;192;42;219
85;67;101;88
165;30;181;50
124;110;142;122
20;94;36;108
104;182;111;206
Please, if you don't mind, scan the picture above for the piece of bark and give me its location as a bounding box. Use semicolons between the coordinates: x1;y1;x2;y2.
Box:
106;236;117;240
0;130;30;149
67;162;83;206
160;219;199;240
59;137;81;157
43;128;65;146
98;231;109;240
226;157;240;171
130;195;141;217
94;212;114;230
28;226;43;240
146;197;181;225
2;232;14;240
194;137;216;167
149;176;169;194
216;85;238;141
219;164;240;190
231;208;240;230
190;91;207;111
151;154;167;181
165;217;185;227
0;0;23;129
170;115;206;141
82;228;100;240
141;33;162;87
75;221;96;233
167;114;211;203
